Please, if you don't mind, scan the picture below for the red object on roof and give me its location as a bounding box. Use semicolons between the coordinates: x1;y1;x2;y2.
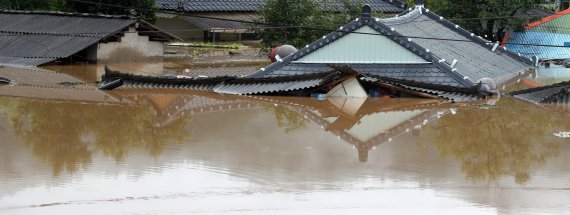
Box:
526;8;570;30
270;47;278;62
501;31;511;47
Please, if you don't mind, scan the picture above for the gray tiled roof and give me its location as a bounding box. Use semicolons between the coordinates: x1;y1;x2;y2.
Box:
0;10;178;67
0;57;55;67
180;65;259;77
214;79;322;95
383;8;533;84
248;6;535;89
360;76;481;101
179;13;259;30
264;63;462;86
156;0;405;13
510;81;570;104
0;11;136;66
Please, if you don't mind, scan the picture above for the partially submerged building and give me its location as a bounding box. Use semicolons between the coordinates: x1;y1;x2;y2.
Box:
503;8;570;60
0;10;179;67
103;5;536;101
510;80;570;104
154;0;407;41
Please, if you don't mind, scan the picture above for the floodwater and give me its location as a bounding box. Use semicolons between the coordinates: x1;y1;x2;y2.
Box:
1;89;570;214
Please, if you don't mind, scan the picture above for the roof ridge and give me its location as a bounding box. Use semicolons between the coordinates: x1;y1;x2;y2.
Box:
0;30;105;38
380;6;422;24
0;9;136;19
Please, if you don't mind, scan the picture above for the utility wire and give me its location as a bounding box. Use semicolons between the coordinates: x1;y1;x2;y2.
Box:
2;0;569;49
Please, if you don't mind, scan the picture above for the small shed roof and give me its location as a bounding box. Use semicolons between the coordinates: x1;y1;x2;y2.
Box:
0;10;179;67
156;0;406;13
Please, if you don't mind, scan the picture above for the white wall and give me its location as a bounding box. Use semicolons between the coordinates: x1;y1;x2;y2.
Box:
96;27;164;63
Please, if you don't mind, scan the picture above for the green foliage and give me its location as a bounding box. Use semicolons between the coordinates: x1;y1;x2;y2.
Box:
0;0;156;22
262;104;308;133
0;0;68;11
69;0;157;22
253;0;365;52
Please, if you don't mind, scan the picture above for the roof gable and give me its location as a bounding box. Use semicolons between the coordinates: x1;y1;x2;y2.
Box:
345;110;425;142
294;26;429;64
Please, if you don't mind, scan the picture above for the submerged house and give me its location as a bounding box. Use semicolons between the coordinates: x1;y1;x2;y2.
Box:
154;0;407;41
503;8;570;60
102;5;536;101
0;10;179;67
510;81;570;104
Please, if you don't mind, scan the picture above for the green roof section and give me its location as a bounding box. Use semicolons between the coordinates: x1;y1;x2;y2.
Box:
528;13;570;34
294;26;430;64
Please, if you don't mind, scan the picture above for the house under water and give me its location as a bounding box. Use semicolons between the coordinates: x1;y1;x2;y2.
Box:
101;4;537;102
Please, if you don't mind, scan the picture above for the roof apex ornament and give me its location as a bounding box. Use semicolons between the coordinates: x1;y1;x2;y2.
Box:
361;4;372;18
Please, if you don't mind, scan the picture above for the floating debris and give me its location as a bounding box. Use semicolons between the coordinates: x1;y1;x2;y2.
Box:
553;131;570;138
0;76;11;85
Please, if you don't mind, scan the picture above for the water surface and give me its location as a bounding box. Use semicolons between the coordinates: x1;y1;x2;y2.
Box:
0;92;569;215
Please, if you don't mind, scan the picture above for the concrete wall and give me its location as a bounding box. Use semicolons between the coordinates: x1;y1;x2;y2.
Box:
96;27;164;63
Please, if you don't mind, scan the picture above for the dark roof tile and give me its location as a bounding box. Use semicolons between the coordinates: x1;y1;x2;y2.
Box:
156;0;405;13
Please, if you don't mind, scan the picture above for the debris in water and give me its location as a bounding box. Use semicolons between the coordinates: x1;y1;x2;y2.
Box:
553;131;570;138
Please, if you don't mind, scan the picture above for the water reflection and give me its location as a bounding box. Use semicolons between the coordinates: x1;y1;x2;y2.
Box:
1;90;569;185
420;99;570;184
0;97;191;176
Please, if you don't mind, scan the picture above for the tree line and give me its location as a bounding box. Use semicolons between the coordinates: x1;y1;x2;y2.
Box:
0;0;156;22
256;0;558;50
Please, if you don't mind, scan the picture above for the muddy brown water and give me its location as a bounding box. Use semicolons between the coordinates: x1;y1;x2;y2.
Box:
0;90;569;214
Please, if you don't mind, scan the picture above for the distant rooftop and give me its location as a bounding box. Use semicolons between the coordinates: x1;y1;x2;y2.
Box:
155;0;406;13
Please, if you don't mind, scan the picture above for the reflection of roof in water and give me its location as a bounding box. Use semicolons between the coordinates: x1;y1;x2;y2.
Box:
118;90;453;162
531;66;570;85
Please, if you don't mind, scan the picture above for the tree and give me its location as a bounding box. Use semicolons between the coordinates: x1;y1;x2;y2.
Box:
406;0;548;42
68;0;157;22
0;0;156;22
0;0;68;11
253;0;365;52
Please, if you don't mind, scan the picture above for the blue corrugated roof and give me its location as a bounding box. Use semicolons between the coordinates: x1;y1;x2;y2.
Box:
506;31;570;60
